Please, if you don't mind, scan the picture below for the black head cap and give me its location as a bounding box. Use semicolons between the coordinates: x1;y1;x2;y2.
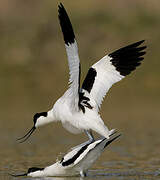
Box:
27;167;44;174
16;112;48;143
33;112;47;124
9;167;44;177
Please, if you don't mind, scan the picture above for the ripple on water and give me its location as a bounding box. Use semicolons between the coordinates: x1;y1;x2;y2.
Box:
102;160;136;168
4;168;160;180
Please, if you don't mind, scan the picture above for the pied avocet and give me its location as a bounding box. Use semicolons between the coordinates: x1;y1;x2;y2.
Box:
11;133;120;177
17;3;146;143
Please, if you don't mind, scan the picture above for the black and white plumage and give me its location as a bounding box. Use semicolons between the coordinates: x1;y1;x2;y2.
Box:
83;40;146;109
11;133;121;177
17;3;146;143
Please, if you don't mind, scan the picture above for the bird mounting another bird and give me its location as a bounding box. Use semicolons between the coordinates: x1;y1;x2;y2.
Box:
17;3;146;143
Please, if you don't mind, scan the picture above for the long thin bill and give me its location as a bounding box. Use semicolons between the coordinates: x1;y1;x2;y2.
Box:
17;126;36;143
9;173;27;177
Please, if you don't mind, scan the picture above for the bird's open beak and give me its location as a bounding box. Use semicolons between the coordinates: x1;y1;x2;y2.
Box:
17;126;36;143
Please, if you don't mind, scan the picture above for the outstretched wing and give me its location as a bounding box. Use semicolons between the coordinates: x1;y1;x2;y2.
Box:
81;40;146;111
58;3;80;111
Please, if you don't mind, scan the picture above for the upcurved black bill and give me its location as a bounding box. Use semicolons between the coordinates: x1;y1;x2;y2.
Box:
8;173;27;177
17;126;36;143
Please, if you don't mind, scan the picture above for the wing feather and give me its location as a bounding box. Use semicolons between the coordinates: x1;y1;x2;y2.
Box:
61;133;120;167
82;40;146;110
58;3;80;111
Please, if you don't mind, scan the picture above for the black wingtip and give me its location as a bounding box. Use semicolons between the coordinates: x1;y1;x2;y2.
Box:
58;2;64;10
133;40;145;46
109;40;147;76
104;134;121;148
58;3;75;45
126;40;146;49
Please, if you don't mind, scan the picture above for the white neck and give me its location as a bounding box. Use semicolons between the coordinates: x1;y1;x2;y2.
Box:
35;110;56;128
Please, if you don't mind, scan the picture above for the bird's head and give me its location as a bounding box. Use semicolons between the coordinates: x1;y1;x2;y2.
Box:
17;112;48;143
10;167;44;177
33;112;48;128
27;167;44;177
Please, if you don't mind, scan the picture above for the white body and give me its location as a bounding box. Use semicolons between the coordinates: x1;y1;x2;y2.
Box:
33;4;145;141
28;134;120;177
51;89;111;137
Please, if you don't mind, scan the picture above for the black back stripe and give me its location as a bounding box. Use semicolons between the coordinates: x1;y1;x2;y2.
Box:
58;3;75;45
93;135;120;150
78;63;81;92
62;142;91;166
104;134;121;148
61;135;120;167
78;92;91;113
82;68;97;93
79;67;96;113
86;135;121;155
109;40;146;76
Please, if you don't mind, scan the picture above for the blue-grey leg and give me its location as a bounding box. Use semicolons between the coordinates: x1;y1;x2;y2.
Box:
85;130;94;142
71;130;94;150
80;170;87;177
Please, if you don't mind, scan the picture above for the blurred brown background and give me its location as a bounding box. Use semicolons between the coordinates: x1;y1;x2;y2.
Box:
0;0;160;176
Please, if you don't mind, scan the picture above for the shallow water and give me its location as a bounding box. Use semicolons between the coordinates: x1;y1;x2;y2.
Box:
1;125;160;180
1;58;160;179
0;0;160;179
1;84;160;180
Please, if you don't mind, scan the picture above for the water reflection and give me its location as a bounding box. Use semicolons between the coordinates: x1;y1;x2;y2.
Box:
24;177;82;180
5;169;160;180
1;1;160;180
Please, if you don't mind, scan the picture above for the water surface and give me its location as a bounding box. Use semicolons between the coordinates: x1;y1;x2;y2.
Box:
0;0;160;179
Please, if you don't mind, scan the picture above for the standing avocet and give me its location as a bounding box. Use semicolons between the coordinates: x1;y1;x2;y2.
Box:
17;3;146;143
12;133;120;177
